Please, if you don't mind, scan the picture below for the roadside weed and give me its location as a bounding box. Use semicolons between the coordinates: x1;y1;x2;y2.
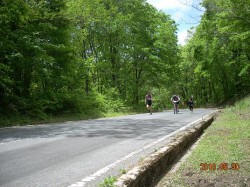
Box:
119;168;126;175
98;176;117;187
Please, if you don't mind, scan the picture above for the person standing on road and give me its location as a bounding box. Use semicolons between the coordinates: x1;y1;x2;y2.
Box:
145;92;153;115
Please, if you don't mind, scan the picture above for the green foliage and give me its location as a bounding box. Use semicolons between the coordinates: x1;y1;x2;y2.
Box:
0;0;79;119
66;0;179;104
98;176;117;187
0;0;179;125
102;88;133;113
150;88;172;111
175;0;250;104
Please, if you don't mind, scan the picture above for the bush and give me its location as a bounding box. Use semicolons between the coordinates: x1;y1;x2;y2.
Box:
151;88;171;111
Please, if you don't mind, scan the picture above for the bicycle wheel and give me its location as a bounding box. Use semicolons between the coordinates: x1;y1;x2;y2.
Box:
174;103;178;114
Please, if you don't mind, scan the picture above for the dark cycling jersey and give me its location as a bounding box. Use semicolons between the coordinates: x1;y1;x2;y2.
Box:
146;94;152;101
145;94;152;106
171;95;179;102
173;96;178;101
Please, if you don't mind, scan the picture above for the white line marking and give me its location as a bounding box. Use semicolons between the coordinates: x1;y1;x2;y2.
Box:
68;113;212;187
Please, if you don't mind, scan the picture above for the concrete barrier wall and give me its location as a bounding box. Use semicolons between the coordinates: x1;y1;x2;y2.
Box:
115;111;219;187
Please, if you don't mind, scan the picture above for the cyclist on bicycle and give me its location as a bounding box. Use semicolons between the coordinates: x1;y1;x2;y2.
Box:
188;97;194;112
145;92;153;115
171;95;180;114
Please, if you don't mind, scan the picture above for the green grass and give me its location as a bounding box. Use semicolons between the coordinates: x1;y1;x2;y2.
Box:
157;96;250;187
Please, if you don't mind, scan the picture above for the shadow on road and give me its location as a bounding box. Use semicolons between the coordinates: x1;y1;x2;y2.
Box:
0;117;186;142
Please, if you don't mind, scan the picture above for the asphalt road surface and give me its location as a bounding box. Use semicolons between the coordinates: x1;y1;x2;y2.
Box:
0;108;215;187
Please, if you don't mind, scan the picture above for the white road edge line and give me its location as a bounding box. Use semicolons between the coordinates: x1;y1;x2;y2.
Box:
68;113;212;187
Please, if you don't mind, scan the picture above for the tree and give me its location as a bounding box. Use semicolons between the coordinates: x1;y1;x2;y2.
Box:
0;0;73;116
178;0;250;104
67;0;179;105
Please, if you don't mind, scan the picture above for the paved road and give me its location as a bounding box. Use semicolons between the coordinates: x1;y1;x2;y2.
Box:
0;108;215;187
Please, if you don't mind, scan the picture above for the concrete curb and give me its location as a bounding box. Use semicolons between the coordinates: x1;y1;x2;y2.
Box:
114;110;220;187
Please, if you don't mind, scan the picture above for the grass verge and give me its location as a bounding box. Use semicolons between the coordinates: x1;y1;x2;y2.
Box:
156;96;250;187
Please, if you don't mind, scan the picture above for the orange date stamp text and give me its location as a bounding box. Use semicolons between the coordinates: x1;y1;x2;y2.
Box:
200;163;240;171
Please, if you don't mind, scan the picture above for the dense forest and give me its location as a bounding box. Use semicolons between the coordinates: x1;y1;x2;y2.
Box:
0;0;249;125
